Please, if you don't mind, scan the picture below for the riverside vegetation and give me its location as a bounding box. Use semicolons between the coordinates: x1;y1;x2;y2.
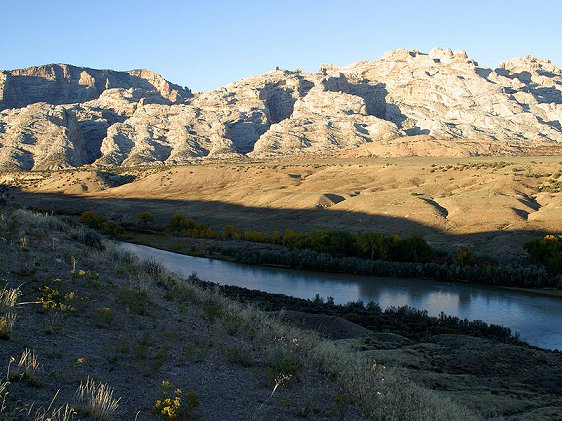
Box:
78;210;560;289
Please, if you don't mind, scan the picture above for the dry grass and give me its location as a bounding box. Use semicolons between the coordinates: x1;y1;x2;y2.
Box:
8;348;41;386
0;286;20;312
33;404;76;421
31;391;76;421
8;156;562;259
75;377;120;421
0;286;20;339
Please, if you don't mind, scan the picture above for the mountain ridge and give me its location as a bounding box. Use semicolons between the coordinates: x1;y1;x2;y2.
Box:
1;48;561;170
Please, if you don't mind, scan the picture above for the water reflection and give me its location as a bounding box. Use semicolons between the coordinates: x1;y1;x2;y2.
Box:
119;242;562;350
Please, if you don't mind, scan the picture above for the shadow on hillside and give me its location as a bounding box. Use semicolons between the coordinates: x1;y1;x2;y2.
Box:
4;185;558;259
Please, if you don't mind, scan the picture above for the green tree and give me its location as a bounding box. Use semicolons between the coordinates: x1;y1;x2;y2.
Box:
454;245;475;266
169;214;198;232
525;235;562;273
136;212;155;228
389;235;432;263
79;211;105;229
356;232;389;260
223;224;241;240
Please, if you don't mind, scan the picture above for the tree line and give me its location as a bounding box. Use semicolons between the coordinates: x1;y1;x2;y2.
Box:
78;211;559;288
165;213;434;263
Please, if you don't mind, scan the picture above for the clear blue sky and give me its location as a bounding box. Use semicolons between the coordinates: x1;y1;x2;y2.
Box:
2;0;561;92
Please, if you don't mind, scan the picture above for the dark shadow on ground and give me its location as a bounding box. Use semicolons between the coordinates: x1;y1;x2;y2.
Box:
4;185;559;260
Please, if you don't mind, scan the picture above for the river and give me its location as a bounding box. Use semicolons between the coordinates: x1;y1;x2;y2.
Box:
119;242;562;350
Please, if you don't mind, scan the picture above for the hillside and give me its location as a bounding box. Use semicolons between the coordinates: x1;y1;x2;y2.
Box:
1;49;562;170
1;202;562;419
0;206;489;420
5;156;562;259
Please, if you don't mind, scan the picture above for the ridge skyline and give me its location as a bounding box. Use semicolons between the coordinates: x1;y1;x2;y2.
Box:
2;47;560;94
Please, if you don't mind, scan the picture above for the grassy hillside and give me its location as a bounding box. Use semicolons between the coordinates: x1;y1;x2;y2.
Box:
0;207;479;420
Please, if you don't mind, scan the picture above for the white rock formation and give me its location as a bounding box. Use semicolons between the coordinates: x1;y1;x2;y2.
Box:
0;49;561;170
0;103;87;170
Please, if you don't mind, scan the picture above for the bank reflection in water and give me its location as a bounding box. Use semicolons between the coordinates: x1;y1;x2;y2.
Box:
118;242;562;350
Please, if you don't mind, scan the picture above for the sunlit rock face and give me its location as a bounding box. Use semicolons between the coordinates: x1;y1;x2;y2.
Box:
0;64;191;110
1;49;561;170
0;103;87;171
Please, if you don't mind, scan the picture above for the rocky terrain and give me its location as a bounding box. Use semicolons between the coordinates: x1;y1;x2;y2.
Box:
1;48;561;170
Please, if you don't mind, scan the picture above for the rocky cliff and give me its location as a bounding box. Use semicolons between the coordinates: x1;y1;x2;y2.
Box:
1;49;561;170
0;64;191;110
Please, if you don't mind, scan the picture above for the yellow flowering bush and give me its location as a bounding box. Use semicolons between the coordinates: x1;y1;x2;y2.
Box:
151;380;199;419
37;285;76;312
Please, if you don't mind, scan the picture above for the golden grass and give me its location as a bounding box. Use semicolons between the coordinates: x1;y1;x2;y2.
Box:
75;377;120;421
8;156;562;259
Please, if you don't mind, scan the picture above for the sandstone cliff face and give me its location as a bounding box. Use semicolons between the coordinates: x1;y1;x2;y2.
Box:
0;103;87;170
331;48;562;145
0;64;191;110
250;85;398;156
0;50;561;170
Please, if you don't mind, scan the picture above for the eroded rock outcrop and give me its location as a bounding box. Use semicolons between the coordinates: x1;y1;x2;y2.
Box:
0;103;87;170
0;50;561;170
0;64;191;110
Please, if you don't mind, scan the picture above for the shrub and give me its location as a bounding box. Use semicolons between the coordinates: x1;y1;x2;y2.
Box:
525;235;562;273
267;355;301;382
170;214;198;232
242;230;265;242
151;380;199;420
136;212;155;228
8;348;41;387
0;286;20;338
223;224;240;240
94;307;115;328
44;311;65;334
101;220;125;237
0;314;17;339
38;285;77;312
79;211;105;229
202;304;221;323
222;314;243;335
118;285;150;315
225;346;254;367
79;211;124;238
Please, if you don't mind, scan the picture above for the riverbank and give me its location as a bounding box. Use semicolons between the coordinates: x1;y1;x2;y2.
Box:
2;207;562;419
122;230;562;298
118;243;562;420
